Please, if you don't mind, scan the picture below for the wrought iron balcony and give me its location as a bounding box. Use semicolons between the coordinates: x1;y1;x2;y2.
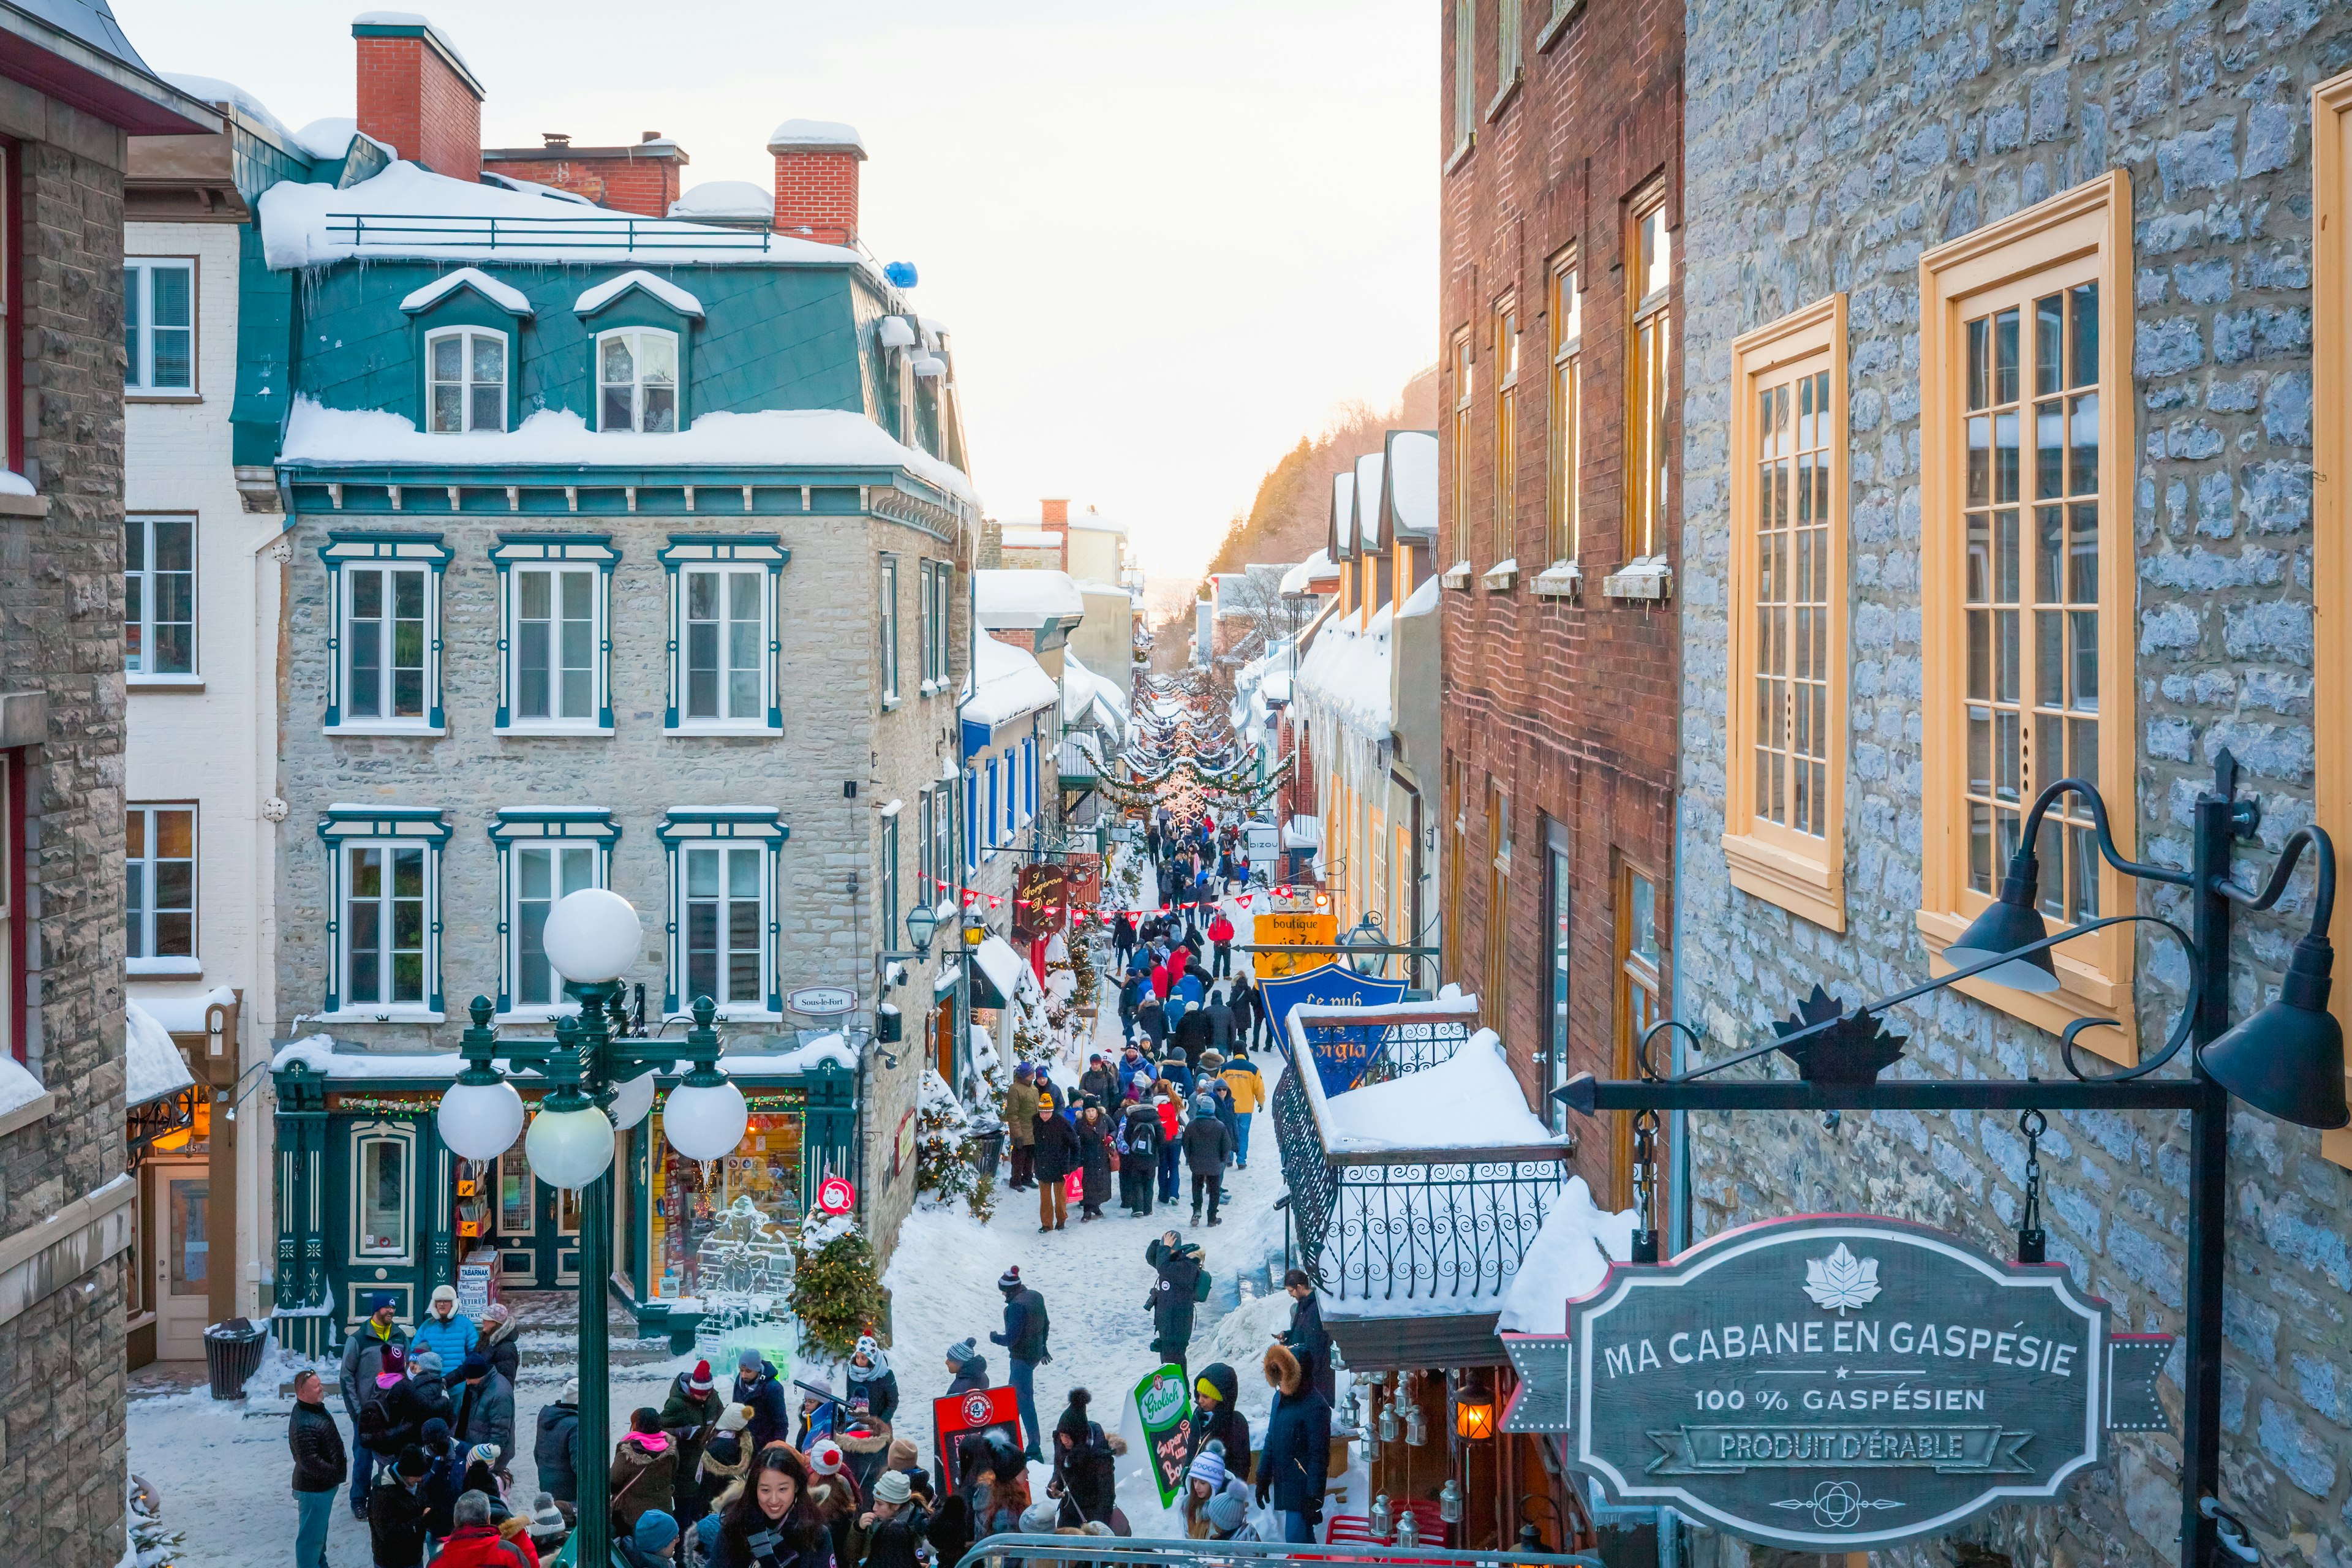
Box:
1274;998;1571;1306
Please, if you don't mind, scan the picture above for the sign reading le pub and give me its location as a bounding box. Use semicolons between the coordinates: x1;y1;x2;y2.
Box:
1502;1218;2174;1550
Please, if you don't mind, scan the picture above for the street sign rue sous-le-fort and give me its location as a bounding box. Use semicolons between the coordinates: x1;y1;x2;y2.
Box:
1503;1216;2174;1551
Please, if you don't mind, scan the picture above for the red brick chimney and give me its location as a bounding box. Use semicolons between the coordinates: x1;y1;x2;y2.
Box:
355;15;484;182
1039;499;1070;568
767;119;866;246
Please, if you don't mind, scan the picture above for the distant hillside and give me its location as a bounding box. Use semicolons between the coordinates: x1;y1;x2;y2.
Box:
1200;366;1439;587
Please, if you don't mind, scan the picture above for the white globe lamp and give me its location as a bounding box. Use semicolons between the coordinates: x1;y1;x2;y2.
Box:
525;1099;617;1189
541;888;643;984
607;1069;657;1132
663;1072;748;1161
437;1076;526;1161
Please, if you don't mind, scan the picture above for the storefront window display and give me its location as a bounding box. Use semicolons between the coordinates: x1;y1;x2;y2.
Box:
650;1109;804;1300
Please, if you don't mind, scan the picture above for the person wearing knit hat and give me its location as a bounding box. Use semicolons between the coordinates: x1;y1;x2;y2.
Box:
847;1464;926;1568
990;1267;1050;1461
845;1333;899;1425
1205;1485;1259;1540
620;1506;679;1565
1020;1498;1063;1534
886;1436;920;1472
660;1357;726;1527
944;1336;991;1396
873;1469;913;1506
807;1437;846;1477
1183;1442;1251;1540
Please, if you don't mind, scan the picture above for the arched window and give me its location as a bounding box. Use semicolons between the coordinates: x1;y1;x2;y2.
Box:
597;327;679;431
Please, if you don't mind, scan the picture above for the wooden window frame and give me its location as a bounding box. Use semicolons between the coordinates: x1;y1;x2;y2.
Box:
1724;294;1849;931
1625;183;1674;563
1449;328;1475;573
1451;0;1477;156
1547;252;1582;570
1611;858;1664;1207
1493;295;1520;567
424;324;507;433
2307;71;2352;1167
1917;171;2136;1055
1483;779;1510;1029
595;325;681;433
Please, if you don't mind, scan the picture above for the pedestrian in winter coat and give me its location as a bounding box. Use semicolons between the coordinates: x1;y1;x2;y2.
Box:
1148;961;1171;1000
370;1351;453;1459
1030;1093;1080;1231
1205;1487;1261;1541
734;1352;790;1453
612;1507;682;1568
943;1338;990;1396
415;1419;465;1537
845;1335;899;1424
412;1284;478;1368
1112;911;1137;963
1137;995;1167;1048
341;1295;408;1518
699;1404;754;1517
290;1370;347;1568
989;1266;1051;1460
533;1381;581;1513
1155;1052;1194;1098
1207;912;1235;976
1172;1005;1212;1067
609;1408;678;1536
1227;976;1264;1051
1005;1065;1041;1190
660;1360;727;1523
1280;1269;1337;1403
1256;1344;1333;1544
369;1445;433;1568
451;1354;516;1474
710;1446;833;1568
1144;1232;1207;1374
836;1409;895;1515
1208;1077;1242;1167
435;1491;536;1568
1077;1055;1117;1107
1047;1389;1125;1529
1220;1055;1264;1166
1153;1092;1183;1204
1180;1446;1253;1540
1182;1095;1236;1224
845;1468;929;1568
1174;970;1205;1015
1186;1363;1251;1482
475;1303;521;1389
1074;1104;1114;1219
1117;1102;1161;1216
1203;995;1236;1056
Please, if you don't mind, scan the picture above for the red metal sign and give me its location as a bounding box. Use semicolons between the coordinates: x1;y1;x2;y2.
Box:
815;1175;856;1215
930;1384;1022;1494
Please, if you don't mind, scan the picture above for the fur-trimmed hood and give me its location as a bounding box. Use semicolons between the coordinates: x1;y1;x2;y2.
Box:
839;1414;894;1456
1262;1343;1304;1398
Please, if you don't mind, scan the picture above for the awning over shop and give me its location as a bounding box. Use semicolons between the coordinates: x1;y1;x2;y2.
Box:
1323;1300;1507;1373
970;934;1027;1009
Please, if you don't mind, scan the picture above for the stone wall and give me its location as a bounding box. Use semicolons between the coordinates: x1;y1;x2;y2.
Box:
1678;0;2352;1561
0;129;134;1568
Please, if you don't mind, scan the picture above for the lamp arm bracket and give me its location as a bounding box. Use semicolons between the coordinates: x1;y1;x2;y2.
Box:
2209;823;2335;932
2048;912;2201;1083
1636;1018;1707;1082
2021;777;2194;889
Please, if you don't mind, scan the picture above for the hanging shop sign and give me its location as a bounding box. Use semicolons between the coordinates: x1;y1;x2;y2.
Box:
1251;913;1338;979
1130;1363;1195;1510
786;986;858;1017
1014;861;1070;944
1260;961;1408;1095
1499;1216;2174;1551
932;1385;1023;1494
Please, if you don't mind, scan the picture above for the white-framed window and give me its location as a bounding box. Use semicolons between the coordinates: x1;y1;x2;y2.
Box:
426;327;507;432
923;560;952;689
353;1124;415;1261
597;327;679;432
987;759;1001;854
347;564;429;723
1452;0;1477;151
918;561;936;692
0;760;13;1065
680;843;767;1011
965;772;979;872
126;804;196;968
881;812;900;952
125;258;194;394
342;841;431;1010
513;842;598;1008
126;515;195;677
684;565;766;725
513;564;597;725
880;554;901;706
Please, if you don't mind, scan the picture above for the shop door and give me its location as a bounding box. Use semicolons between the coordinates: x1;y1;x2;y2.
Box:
494;1147;582;1287
153;1162;211;1360
932;996;956;1080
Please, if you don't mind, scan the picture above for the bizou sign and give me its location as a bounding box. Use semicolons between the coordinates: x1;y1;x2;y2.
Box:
1502;1216;2173;1551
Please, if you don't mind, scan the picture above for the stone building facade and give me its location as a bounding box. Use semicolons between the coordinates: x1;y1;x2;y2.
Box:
0;5;216;1560
1438;0;1687;1202
1676;0;2352;1562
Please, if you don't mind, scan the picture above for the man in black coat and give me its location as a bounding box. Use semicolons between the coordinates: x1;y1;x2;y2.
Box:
1281;1268;1337;1404
943;1338;991;1396
989;1266;1051;1461
733;1349;790;1451
1182;1093;1237;1226
1047;1389;1122;1529
533;1379;581;1517
1256;1344;1332;1545
289;1370;346;1567
1144;1231;1207;1376
366;1444;432;1568
1172;1003;1212;1070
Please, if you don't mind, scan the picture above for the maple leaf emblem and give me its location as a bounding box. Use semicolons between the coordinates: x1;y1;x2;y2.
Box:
1802;1243;1882;1313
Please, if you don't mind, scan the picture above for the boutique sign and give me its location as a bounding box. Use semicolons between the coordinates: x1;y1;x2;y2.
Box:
1502;1216;2174;1550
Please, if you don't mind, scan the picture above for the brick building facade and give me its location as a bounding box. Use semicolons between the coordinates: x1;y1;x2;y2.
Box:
1673;0;2352;1562
353;14;482;182
1438;0;1686;1205
482;134;689;217
0;4;216;1560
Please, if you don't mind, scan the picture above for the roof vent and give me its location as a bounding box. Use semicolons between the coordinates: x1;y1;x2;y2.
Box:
541;132;570;148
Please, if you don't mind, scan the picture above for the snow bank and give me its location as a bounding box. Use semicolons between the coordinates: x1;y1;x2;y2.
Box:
976;569;1084;627
669;180;772;221
278;398;976;505
1310;1028;1562;1156
126;1000;195;1109
960;636;1058;728
1494;1176;1641;1333
398;266;532;316
258;161;859;270
574;269;704;318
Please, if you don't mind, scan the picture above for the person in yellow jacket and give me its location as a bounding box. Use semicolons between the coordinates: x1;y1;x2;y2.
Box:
1219;1052;1264;1168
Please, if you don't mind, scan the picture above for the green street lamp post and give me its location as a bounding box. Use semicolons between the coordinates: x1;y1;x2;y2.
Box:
435;889;748;1568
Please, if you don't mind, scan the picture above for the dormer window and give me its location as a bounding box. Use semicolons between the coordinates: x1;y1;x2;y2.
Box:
598;328;679;432
427;328;507;432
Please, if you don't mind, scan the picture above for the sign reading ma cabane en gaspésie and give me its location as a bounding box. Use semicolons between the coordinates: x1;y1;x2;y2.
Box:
1502;1216;2173;1551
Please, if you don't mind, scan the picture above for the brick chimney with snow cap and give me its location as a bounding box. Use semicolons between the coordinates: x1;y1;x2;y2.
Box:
767;119;866;246
1038;500;1070;567
354;12;484;181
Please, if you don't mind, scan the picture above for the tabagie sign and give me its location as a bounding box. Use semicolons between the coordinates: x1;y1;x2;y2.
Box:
1502;1216;2174;1551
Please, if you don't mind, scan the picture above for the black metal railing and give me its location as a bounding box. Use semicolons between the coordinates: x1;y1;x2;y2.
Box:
956;1536;1600;1567
1350;1014;1471;1085
1274;1010;1569;1303
324;212;801;254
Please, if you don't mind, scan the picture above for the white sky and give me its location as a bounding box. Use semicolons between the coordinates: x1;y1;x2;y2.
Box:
113;1;1438;586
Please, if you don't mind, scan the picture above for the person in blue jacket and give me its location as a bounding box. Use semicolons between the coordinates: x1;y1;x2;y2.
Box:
410;1285;477;1370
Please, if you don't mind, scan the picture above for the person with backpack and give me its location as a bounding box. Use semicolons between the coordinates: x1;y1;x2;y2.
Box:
988;1265;1050;1462
1117;1099;1162;1217
1144;1231;1210;1376
339;1294;409;1520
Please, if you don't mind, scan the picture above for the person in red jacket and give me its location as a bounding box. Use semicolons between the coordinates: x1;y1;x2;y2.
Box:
1150;962;1172;1000
1207;912;1235;978
432;1491;535;1567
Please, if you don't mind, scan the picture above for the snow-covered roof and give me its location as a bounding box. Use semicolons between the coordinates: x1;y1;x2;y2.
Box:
279;399;977;505
972;936;1035;1005
1280;549;1335;597
1061;648;1127;739
718;1035;859;1074
126;1000;196;1110
293;116;360;160
1292;601;1393;736
399;266;533;317
913;355;946;379
668;180;773;221
130;985;240;1036
878;317;917;350
1352;453;1387;552
259;162;862;270
574;270;704;318
1495;1176;1642;1334
960;635;1059;729
1310;1028;1561;1156
767;119;868;157
162;74;295;148
976;569;1084;628
1385;430;1438;538
1066;510;1125;536
477;171;598;206
1330;472;1357;558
